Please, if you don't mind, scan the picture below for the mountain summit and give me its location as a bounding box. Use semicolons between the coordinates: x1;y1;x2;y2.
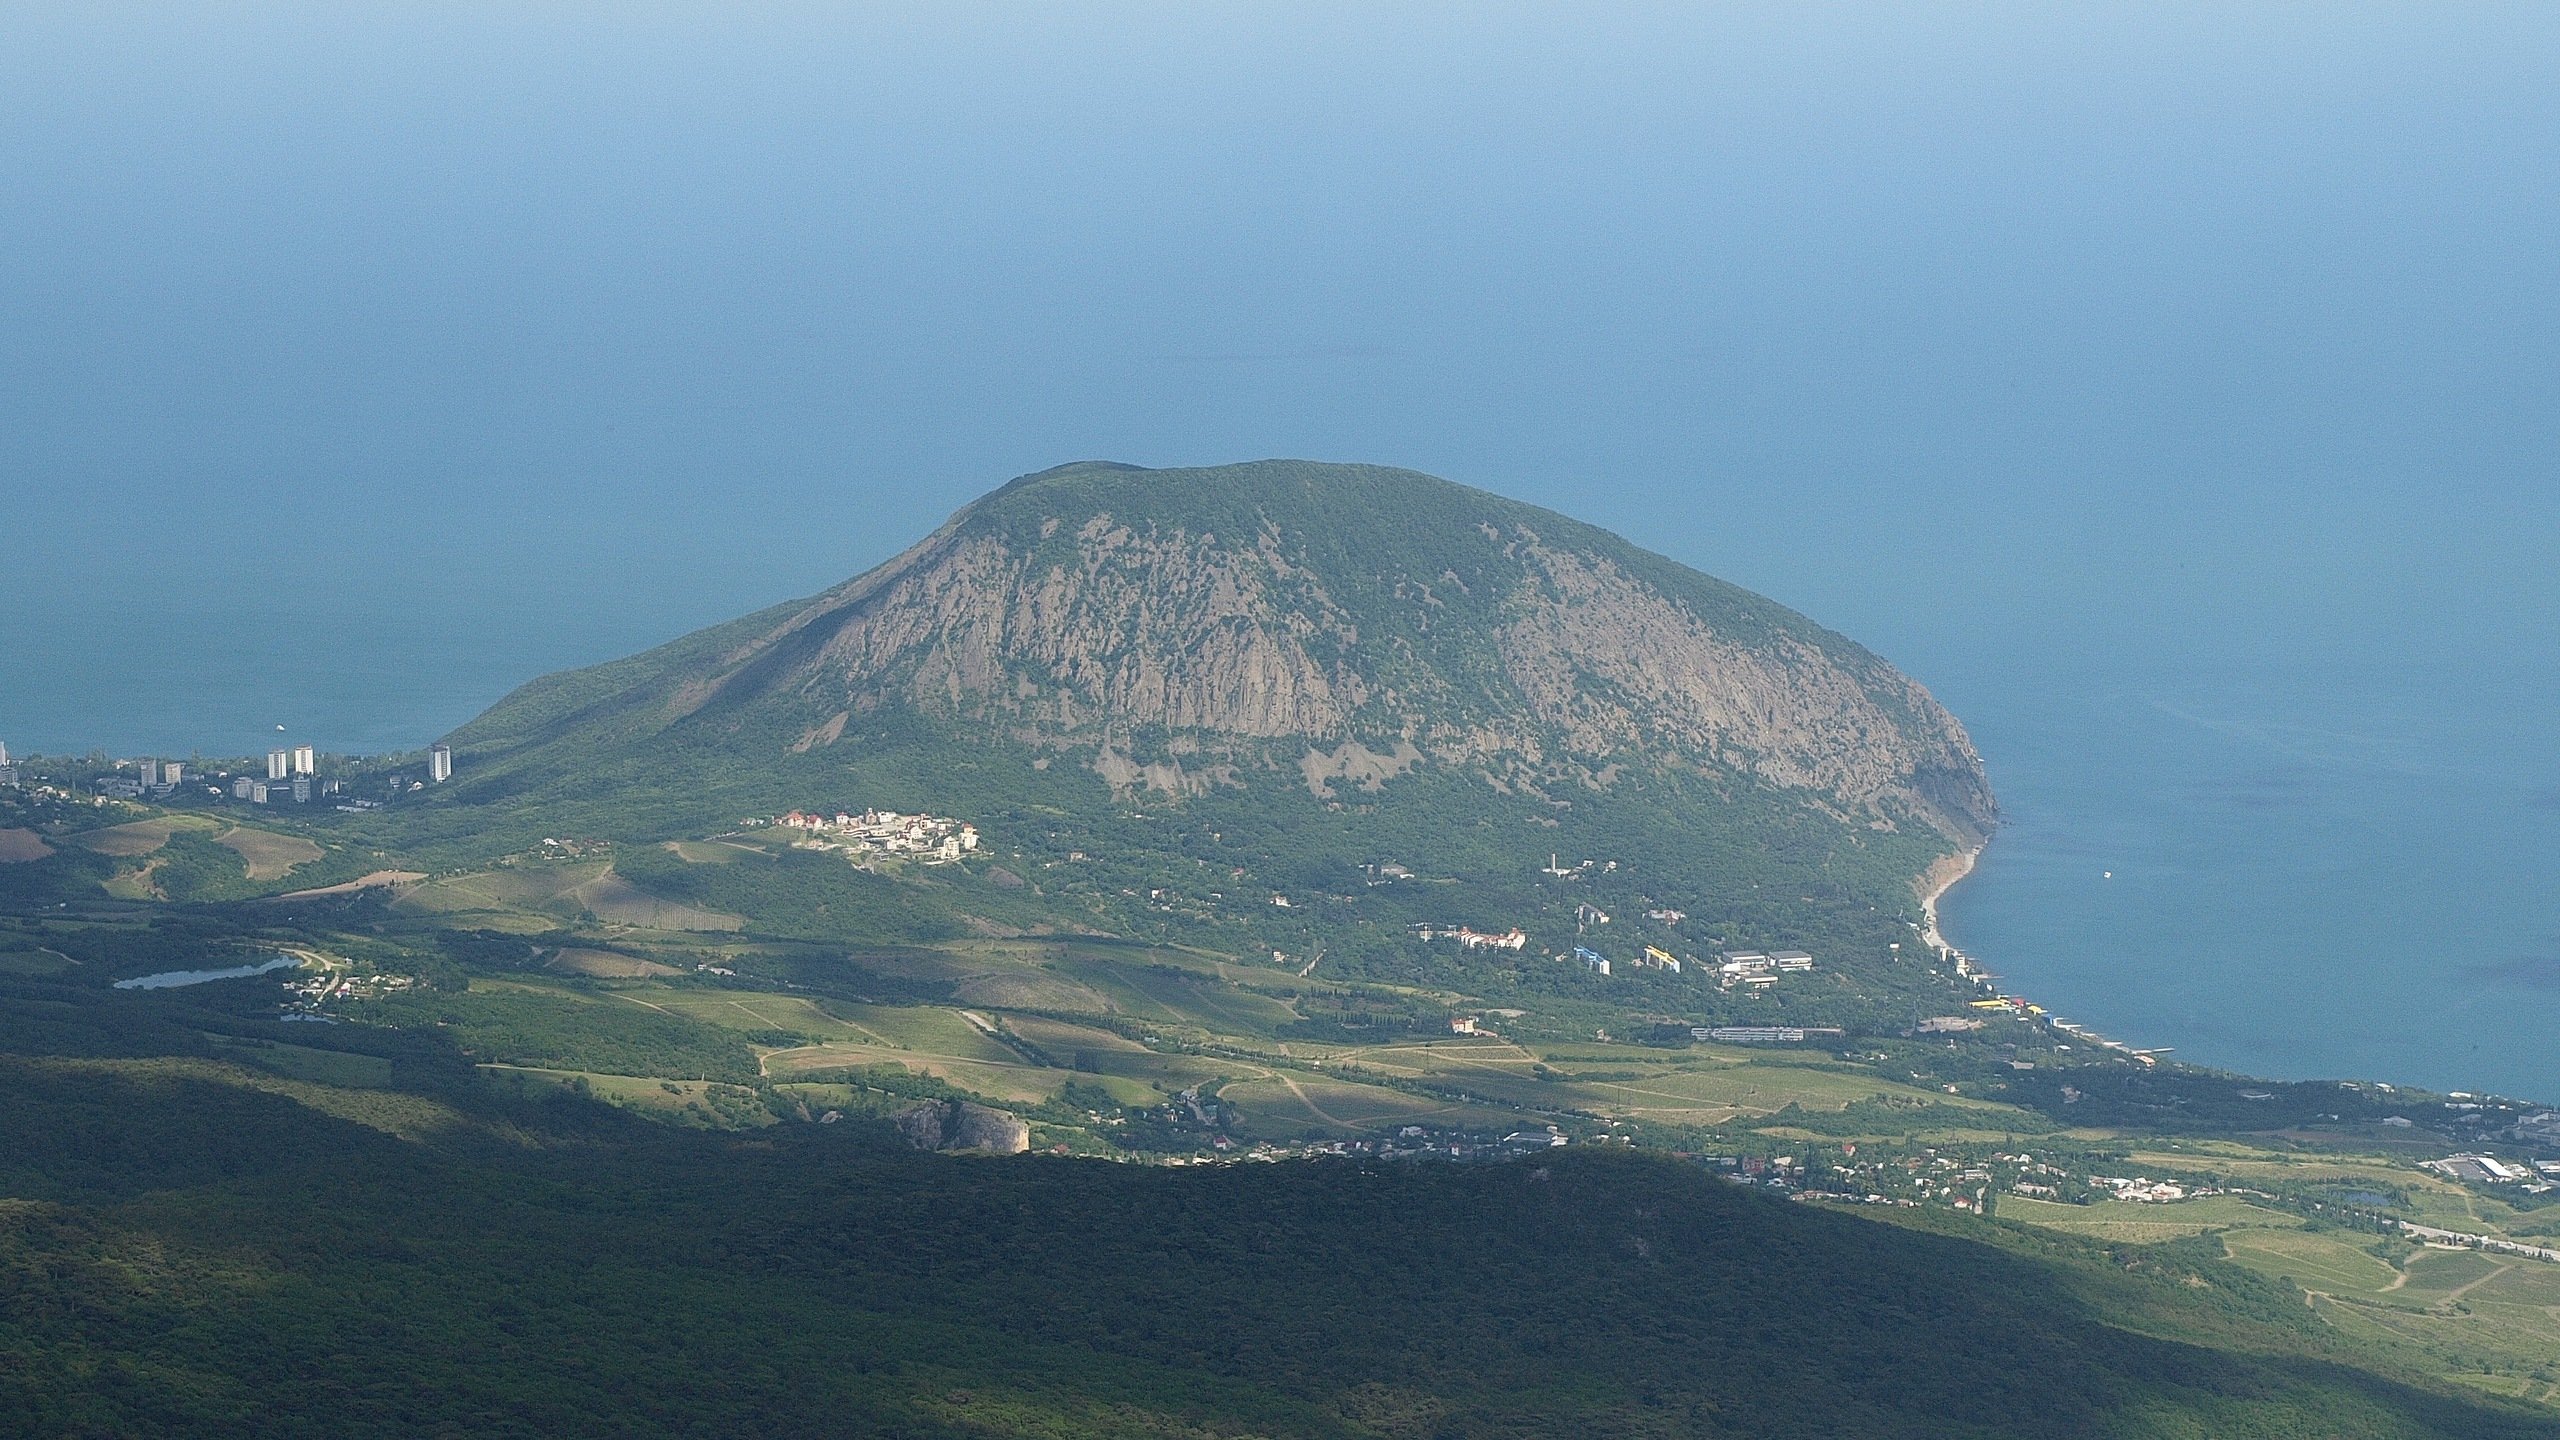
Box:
452;460;1991;845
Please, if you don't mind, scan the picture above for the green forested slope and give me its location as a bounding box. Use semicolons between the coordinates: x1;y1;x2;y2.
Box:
2;1049;2552;1440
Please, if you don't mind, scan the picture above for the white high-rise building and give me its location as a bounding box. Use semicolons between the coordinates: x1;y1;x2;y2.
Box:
163;762;184;786
291;744;315;776
428;743;453;784
137;758;161;788
267;749;289;780
0;740;10;767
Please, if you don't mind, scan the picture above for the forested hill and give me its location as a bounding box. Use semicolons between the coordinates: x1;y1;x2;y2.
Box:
4;1042;2550;1440
420;460;1987;911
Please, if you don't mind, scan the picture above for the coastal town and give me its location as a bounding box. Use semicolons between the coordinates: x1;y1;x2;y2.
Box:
4;743;454;811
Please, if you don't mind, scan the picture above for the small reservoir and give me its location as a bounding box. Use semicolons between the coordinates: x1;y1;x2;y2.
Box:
114;956;300;990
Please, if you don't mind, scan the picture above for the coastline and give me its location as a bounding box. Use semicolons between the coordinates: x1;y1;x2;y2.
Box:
1916;843;1980;961
1915;840;2166;1064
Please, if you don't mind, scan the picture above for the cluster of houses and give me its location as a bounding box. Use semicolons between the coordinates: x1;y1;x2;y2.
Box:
1291;1124;1570;1165
758;808;980;863
1810;1150;1996;1210
1409;923;1528;951
1714;950;1814;991
1407;920;1821;994
1534;943;1818;984
2089;1173;2217;1204
283;966;415;1014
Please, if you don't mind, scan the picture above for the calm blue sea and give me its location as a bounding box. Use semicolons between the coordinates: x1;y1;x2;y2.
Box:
1933;657;2560;1102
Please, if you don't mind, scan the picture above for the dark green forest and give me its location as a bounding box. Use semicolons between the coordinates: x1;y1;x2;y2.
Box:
6;1049;2553;1440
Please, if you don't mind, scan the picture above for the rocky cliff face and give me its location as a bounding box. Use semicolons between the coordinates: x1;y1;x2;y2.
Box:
587;461;1990;842
450;461;1991;848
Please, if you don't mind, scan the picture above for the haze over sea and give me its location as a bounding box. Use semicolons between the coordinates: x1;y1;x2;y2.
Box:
4;6;2554;1099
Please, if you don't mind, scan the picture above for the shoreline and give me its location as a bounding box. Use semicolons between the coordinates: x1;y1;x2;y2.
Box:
1914;841;2170;1065
1916;843;1980;962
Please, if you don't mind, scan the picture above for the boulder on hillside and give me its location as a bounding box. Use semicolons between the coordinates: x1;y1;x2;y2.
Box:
894;1099;1030;1155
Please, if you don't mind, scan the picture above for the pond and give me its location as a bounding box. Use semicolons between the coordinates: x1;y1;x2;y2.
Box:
113;956;300;990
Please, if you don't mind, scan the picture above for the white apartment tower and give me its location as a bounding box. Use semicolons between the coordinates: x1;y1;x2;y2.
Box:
291;744;315;776
429;743;453;784
267;749;289;780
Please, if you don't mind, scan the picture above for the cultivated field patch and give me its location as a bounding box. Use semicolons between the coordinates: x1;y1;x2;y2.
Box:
573;871;745;931
2223;1228;2400;1296
548;948;682;978
759;1042;1067;1104
273;869;426;899
214;826;324;881
70;818;190;857
639;989;873;1039
1999;1194;2300;1241
206;1034;396;1088
2387;1247;2507;1307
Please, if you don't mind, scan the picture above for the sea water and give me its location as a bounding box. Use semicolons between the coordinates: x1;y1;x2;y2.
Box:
1934;656;2560;1103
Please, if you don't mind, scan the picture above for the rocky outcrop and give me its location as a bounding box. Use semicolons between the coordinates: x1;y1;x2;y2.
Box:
451;460;1993;842
895;1100;1031;1155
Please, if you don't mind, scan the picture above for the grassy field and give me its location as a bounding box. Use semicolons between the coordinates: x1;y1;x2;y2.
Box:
205;1033;396;1088
1309;1036;2001;1126
2392;1246;2512;1305
2223;1228;2404;1295
392;862;744;933
2296;1254;2560;1408
68;816;197;857
548;948;684;978
572;870;744;930
213;824;324;880
1107;963;1302;1032
760;1043;1068;1103
633;989;897;1043
395;864;603;921
0;947;75;975
482;1064;778;1128
0;827;54;863
718;996;1070;1100
1998;1194;2301;1241
1001;1013;1152;1058
1578;1061;1985;1119
1216;1070;1528;1139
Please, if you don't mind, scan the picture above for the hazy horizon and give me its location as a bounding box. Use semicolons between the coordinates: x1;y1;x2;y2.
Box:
7;4;2556;755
